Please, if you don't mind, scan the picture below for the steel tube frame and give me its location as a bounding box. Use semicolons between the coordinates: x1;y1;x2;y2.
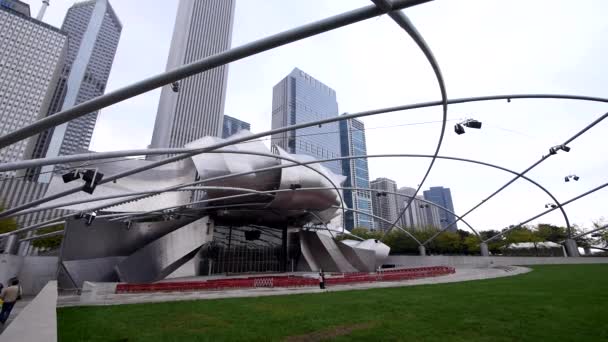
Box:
2;94;603;222
0;152;566;248
423;111;608;245
371;0;449;234
484;181;608;242
569;224;608;240
2;94;607;174
0;0;431;150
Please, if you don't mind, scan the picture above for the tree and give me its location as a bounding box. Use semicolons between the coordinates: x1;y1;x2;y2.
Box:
31;223;64;250
0;203;18;234
535;224;567;242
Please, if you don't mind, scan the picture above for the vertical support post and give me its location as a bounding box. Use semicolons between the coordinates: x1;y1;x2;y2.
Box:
480;242;489;256
3;235;18;255
282;227;288;272
564;239;579;257
418;245;426;256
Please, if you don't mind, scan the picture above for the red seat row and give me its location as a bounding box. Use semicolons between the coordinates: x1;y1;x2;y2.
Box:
115;266;455;294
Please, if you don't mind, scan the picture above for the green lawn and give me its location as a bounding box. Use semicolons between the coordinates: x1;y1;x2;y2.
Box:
58;265;608;341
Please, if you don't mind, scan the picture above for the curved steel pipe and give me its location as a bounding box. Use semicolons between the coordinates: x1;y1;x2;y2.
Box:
1;152;566;245
371;0;449;236
484;181;608;243
0;0;431;150
1;149;347;225
569;224;608;240
1;94;606;221
424;111;608;245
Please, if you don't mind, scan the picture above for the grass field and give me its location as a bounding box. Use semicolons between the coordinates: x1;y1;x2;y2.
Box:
58;265;608;341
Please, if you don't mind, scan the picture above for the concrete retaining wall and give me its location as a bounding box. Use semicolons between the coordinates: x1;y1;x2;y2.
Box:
0;281;57;342
0;255;58;296
19;256;58;295
386;255;608;268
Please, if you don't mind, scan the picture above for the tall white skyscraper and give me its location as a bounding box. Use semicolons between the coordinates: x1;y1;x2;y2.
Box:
149;0;236;153
33;0;122;182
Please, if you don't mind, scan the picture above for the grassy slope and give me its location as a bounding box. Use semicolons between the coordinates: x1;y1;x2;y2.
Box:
58;265;608;341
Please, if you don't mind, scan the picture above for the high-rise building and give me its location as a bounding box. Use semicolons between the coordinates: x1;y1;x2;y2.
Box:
149;0;236;154
0;3;67;176
32;0;122;182
397;187;441;231
271;68;342;175
339;116;373;230
424;186;458;231
222;115;250;139
370;177;398;231
0;0;30;16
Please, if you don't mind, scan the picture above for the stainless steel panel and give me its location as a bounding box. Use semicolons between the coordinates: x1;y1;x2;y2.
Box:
115;216;214;283
43;158;197;212
61;217;197;260
62;256;125;287
299;230;357;272
337;242;376;272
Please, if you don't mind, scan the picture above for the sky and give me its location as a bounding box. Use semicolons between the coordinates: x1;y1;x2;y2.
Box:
22;0;608;232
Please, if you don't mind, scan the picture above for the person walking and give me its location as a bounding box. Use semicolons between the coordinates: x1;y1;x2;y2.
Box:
318;269;326;290
0;279;21;325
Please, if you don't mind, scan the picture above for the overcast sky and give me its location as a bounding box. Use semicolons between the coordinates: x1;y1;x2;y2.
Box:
24;0;608;232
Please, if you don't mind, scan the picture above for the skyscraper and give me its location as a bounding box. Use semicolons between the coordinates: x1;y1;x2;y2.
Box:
397;187;441;231
222;115;250;139
149;0;236;153
271;68;342;175
32;0;122;182
0;2;67;176
423;186;458;231
0;0;30;15
370;177;398;231
340;116;373;230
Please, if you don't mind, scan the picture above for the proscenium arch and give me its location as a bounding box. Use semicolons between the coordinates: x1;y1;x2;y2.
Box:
2;93;606;220
1;152;569;245
0;148;348;230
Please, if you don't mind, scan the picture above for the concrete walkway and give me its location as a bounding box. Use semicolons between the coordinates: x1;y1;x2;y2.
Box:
57;266;531;308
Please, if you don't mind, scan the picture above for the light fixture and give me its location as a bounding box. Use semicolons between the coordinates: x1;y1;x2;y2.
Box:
376;192;387;197
549;144;571;155
454;123;465;135
84;211;97;226
62;169;80;183
171;81;180;92
82;169;104;194
463;119;482;129
454;119;482;135
565;174;579;182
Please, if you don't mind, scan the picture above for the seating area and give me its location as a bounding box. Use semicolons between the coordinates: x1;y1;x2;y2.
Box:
115;266;455;294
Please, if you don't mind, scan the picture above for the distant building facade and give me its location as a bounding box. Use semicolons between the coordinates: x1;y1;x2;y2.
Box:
32;0;122;182
0;4;67;175
0;0;30;16
423;186;458;231
222;115;250;138
397;187;441;231
150;0;236;153
271;68;342;175
340;117;373;230
370;177;398;231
